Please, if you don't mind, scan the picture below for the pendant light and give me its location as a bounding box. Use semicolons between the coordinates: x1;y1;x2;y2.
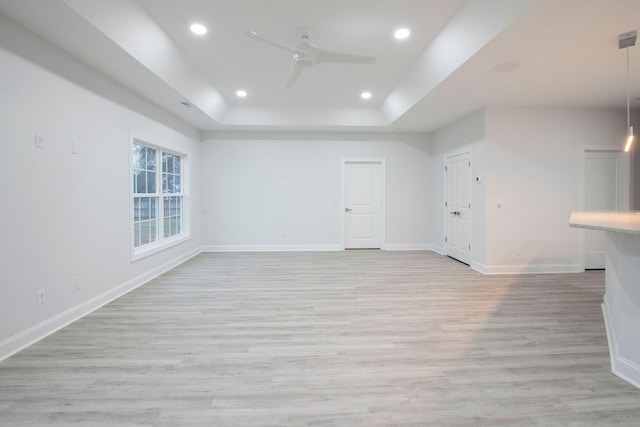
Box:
619;30;637;152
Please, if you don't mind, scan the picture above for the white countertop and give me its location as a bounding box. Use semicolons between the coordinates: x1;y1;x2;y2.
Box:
569;211;640;235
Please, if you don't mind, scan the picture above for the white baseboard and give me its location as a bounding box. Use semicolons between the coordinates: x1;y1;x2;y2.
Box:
471;261;487;274
204;243;439;252
478;263;582;275
0;247;202;363
431;245;446;256
385;243;432;251
602;301;640;389
202;244;343;252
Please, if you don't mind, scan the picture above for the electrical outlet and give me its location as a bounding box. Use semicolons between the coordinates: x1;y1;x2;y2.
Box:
73;276;82;291
37;289;46;305
34;134;44;148
515;246;522;257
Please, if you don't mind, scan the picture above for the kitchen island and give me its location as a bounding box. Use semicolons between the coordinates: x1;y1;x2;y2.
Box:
570;211;640;389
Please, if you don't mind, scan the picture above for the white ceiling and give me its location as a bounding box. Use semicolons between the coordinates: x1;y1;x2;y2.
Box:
1;0;640;132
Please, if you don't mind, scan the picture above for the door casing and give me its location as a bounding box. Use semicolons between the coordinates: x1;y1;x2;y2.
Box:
579;145;631;270
444;150;473;265
341;159;386;250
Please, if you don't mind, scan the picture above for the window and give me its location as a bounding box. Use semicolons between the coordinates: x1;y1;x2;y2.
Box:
162;152;183;239
132;141;186;257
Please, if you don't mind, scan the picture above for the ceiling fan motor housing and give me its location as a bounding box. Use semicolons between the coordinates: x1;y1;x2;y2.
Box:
294;54;315;68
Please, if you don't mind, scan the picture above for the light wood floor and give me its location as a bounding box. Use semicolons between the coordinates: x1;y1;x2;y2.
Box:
1;251;640;426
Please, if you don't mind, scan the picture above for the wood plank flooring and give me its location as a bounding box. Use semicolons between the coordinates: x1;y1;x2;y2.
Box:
1;251;640;426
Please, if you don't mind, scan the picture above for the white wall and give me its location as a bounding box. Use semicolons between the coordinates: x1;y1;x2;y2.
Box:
430;109;487;265
200;132;431;251
0;17;202;360
484;106;633;273
636;149;640;210
429;106;637;274
634;113;640;210
2;9;639;365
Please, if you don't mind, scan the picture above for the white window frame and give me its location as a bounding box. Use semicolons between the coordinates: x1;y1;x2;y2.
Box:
130;135;190;261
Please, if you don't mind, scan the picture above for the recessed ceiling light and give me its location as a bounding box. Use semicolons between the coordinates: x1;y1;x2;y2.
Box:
361;91;372;100
236;89;247;98
190;23;207;35
394;28;410;40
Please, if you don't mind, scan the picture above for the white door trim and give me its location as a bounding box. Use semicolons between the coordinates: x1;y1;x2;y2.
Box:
444;149;473;265
341;158;386;250
578;145;631;271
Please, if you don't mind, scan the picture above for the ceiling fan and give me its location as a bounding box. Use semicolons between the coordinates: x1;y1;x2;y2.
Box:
245;27;376;88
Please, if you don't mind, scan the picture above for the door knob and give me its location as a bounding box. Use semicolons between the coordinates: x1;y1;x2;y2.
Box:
345;208;352;212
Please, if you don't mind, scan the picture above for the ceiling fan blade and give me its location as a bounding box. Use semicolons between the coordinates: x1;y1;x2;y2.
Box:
245;31;306;55
283;65;304;88
311;46;376;64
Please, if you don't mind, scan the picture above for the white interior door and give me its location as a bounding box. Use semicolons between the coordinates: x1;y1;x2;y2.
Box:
345;162;381;249
445;152;472;265
584;150;628;269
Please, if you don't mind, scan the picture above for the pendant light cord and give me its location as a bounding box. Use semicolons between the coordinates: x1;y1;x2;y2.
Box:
627;46;631;133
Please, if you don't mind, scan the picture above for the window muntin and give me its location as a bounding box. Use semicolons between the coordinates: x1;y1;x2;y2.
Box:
133;196;158;247
163;196;183;238
132;142;186;254
162;152;181;193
